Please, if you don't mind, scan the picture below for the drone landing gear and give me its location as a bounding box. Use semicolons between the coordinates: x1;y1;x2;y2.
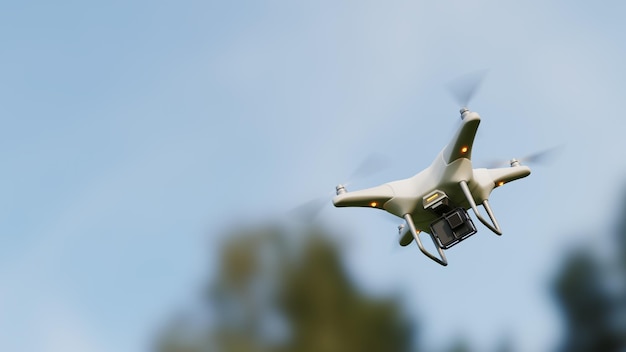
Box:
459;180;502;235
403;213;448;266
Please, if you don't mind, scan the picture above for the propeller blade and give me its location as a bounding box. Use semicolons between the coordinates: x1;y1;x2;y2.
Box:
519;146;562;165
346;153;392;185
447;69;489;108
484;145;563;168
484;159;510;169
289;196;328;222
290;154;393;223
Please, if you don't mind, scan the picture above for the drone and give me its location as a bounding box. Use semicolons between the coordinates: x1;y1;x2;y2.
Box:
332;75;543;266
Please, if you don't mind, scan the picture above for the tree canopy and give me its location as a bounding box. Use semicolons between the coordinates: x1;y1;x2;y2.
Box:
156;226;415;352
550;191;626;352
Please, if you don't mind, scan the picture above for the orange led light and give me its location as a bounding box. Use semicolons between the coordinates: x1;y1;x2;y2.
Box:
370;202;377;207
461;146;468;153
497;181;505;187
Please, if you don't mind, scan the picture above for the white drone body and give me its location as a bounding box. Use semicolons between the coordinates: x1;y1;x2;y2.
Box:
332;108;531;266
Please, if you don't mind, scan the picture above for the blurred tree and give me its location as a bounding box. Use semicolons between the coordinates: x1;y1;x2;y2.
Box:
277;234;414;352
445;336;472;352
551;250;619;352
551;190;626;352
493;334;514;352
613;193;626;348
154;225;416;352
614;193;626;293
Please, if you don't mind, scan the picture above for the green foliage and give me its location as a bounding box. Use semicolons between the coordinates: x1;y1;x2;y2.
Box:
445;336;472;352
155;226;415;352
551;250;620;352
550;189;626;352
277;235;413;352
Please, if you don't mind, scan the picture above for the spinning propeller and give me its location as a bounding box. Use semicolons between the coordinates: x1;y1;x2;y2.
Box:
447;69;489;110
291;153;391;221
485;145;562;168
447;70;560;169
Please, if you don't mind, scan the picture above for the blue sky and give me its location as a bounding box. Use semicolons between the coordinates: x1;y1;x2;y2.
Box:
1;1;626;351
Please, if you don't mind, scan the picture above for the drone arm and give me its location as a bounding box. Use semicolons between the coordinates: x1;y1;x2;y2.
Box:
442;111;480;164
404;213;448;266
459;180;502;235
332;184;394;209
487;166;531;186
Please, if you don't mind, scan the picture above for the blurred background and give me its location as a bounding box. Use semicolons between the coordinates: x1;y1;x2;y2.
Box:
1;1;625;351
